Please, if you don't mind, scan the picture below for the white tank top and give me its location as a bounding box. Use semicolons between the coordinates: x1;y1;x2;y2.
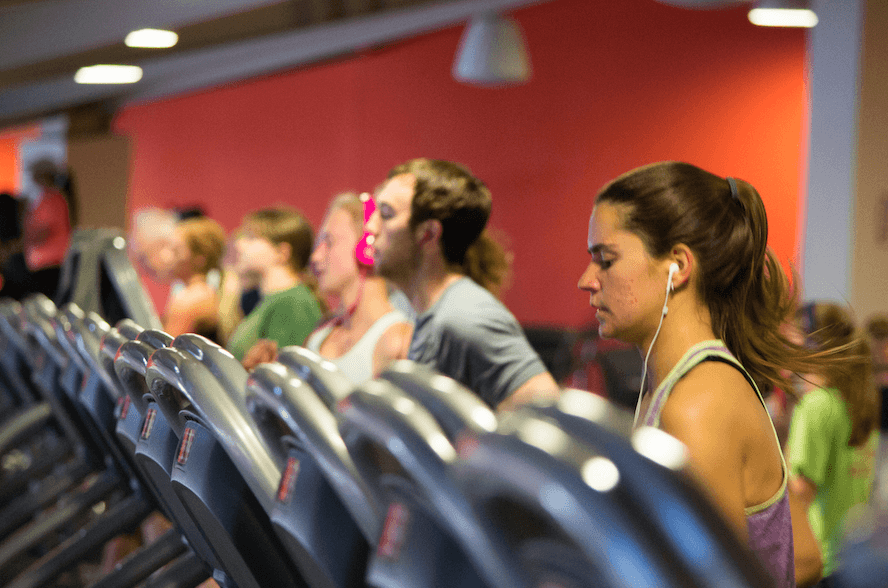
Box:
305;310;408;383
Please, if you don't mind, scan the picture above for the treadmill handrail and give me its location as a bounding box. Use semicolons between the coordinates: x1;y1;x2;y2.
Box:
100;325;139;405
57;228;162;330
54;303;90;375
114;319;145;342
145;344;283;514
0;299;28;353
541;387;634;439
275;346;356;408
379;360;498;440
137;328;174;350
247;362;383;540
101;239;163;330
77;311;116;394
22;295;68;368
114;338;165;416
0;299;40;404
453;416;694;588
525;404;771;588
339;379;530;588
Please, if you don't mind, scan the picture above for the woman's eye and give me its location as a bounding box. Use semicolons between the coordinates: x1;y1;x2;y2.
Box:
599;259;613;270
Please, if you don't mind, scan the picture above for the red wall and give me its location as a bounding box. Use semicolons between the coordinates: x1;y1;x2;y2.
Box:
0;125;40;193
114;0;808;328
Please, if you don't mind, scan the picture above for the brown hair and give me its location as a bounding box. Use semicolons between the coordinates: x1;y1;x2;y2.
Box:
325;192;364;239
389;158;510;295
866;315;888;341
595;161;855;401
798;302;879;446
242;206;314;273
176;217;226;276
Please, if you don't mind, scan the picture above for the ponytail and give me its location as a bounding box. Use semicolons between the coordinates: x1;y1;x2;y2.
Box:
462;229;512;298
799;302;880;446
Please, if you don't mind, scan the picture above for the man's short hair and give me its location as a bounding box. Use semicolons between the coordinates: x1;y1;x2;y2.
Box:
388;158;491;265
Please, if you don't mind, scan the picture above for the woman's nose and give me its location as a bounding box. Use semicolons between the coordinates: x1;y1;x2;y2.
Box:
578;264;599;292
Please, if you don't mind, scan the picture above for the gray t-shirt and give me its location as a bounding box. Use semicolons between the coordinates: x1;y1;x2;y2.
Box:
408;277;547;407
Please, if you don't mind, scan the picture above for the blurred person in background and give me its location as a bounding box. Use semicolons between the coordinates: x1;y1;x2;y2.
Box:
129;207;178;284
162;216;226;342
23;158;73;298
305;192;412;380
865;315;888;430
788;302;881;587
217;230;261;346
226;206;322;363
0;192;31;300
244;192;413;379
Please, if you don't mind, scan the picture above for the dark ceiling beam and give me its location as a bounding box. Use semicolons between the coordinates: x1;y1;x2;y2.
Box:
0;0;432;89
0;0;548;129
0;0;285;70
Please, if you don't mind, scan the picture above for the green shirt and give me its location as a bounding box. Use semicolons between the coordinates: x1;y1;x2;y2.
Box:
226;283;322;361
787;387;879;576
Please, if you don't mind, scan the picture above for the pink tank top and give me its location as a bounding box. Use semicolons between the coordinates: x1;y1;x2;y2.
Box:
640;340;796;588
24;189;71;270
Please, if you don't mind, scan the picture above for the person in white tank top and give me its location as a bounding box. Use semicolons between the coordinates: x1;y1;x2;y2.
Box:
242;192;412;381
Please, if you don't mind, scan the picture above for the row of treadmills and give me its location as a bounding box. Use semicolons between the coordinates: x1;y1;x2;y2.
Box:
0;229;882;588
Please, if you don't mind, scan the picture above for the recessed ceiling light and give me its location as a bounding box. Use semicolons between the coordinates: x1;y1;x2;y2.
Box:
748;7;818;27
125;28;178;49
74;65;143;84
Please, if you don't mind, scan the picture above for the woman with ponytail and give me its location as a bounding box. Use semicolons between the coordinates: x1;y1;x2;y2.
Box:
788;302;880;585
577;161;846;587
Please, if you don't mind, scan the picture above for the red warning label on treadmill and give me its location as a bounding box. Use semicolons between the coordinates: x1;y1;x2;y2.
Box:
336;396;353;414
177;427;196;465
115;396;130;421
377;502;410;561
455;432;478;458
276;456;301;504
140;407;157;440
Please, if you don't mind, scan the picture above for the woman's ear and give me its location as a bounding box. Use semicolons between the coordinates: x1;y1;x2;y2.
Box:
669;244;694;290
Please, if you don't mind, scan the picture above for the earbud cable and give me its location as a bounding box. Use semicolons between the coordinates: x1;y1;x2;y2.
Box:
633;281;672;429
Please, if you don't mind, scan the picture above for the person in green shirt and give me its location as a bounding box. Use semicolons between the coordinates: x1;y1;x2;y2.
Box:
788;302;881;584
226;206;322;362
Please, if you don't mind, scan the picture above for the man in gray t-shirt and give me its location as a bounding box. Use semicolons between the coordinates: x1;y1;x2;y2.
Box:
366;158;557;409
409;277;548;407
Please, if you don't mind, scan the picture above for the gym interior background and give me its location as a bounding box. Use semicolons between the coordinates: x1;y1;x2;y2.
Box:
0;0;886;329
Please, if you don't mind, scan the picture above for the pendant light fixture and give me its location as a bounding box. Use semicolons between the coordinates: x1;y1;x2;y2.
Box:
452;12;531;87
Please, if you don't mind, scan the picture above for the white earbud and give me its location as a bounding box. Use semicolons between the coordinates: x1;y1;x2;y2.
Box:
663;262;679;316
667;262;679;293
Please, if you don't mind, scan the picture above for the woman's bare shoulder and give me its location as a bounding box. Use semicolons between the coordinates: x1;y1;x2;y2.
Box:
661;361;762;439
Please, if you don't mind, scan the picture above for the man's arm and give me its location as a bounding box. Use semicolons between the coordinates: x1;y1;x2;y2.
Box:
497;371;559;411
